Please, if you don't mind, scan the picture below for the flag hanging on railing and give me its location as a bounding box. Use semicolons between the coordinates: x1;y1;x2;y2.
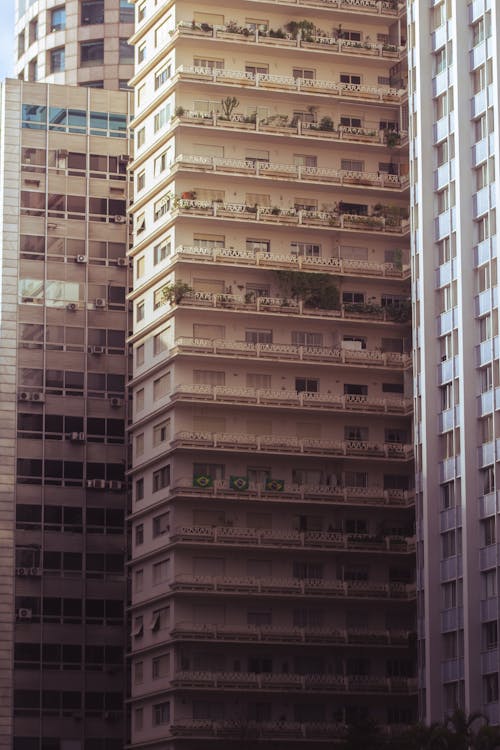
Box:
265;478;285;492
229;475;249;491
193;474;213;488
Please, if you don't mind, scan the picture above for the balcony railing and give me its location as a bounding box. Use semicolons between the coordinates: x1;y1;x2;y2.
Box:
176;65;406;103
170;719;408;739
174;111;408;147
173;154;409;190
168;291;411;325
170;524;415;553
171;621;412;646
169;477;414;508
172;337;412;369
172;431;414;459
171;574;415;599
173;244;410;278
171;670;417;693
172;200;410;235
171;383;412;415
176;21;404;60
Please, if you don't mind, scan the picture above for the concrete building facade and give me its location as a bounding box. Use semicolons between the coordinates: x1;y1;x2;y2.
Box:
409;0;500;725
127;0;417;746
0;77;132;750
15;0;135;90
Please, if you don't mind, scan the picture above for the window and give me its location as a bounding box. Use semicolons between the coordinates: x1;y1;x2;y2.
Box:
153;513;170;537
341;159;364;172
155;64;171;89
153;372;170;399
340;73;361;85
154;239;171;264
482;467;495;494
138;3;146;22
154;149;172;176
136;127;145;149
136;170;145;192
152;465;170;492
483;621;498;650
245;329;272;344
135;707;143;730
441;482;455;509
138;42;146;63
442;581;458;609
82;1;104;24
154;194;170;220
153;327;169;354
50;7;66;31
153;702;170;725
152;558;169;583
135;388;144;412
340;115;362;128
135;523;144;545
293;68;315;80
152;654;169;679
135;433;144;457
290;242;321;257
134;570;143;592
295;377;319;393
136;301;144;323
50;47;65;72
119;39;134;62
441;530;456;559
484;674;499;703
345;426;369;441
151;606;170;631
135;478;144;502
80;40;104;65
291;331;323;347
119;0;134;22
483;570;497;599
482;517;496;547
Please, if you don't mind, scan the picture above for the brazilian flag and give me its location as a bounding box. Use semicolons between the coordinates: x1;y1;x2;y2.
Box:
265;478;285;492
193;474;213;488
229;475;249;491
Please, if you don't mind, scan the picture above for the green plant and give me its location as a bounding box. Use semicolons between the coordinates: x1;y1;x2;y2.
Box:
220;96;240;119
161;280;193;304
285;20;315;40
384;129;401;148
274;271;340;310
270;206;281;215
384;299;412;323
318;115;334;131
243;112;257;123
174;105;185;117
268;28;286;38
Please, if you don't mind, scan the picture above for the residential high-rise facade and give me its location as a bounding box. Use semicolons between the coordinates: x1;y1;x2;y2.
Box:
127;1;417;745
15;0;134;89
409;0;500;725
0;78;132;750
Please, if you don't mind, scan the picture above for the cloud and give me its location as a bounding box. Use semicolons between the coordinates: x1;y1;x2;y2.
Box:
0;5;15;80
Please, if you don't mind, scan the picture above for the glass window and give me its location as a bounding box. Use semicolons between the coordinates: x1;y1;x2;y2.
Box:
80;40;104;65
50;7;66;31
50;47;65;73
119;39;134;63
119;0;134;23
81;1;104;25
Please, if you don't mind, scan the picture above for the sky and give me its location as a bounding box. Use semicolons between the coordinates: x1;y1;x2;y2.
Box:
0;3;16;81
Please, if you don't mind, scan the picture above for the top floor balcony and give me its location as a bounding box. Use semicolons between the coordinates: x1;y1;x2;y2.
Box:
175;21;405;61
175;65;406;105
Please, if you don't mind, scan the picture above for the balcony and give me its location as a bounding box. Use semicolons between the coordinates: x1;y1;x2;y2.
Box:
171;670;416;694
168;477;414;508
172;245;410;279
169;719;408;740
175;21;405;61
172;431;414;460
170;524;415;553
176;65;406;104
171;383;412;415
171;200;410;235
168;292;411;326
173;154;409;192
172;337;412;370
171;621;412;646
175;110;408;149
170;574;415;599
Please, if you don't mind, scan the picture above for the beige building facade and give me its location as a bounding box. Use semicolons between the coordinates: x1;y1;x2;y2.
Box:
127;0;416;746
15;0;135;90
0;78;132;750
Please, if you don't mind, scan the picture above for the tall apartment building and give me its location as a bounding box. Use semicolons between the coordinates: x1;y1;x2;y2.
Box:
128;0;417;745
15;0;134;89
409;0;500;725
0;78;132;750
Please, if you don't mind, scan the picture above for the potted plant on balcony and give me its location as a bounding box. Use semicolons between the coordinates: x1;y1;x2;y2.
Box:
384;129;401;148
318;115;334;131
174;105;185;118
220;96;240;120
285;20;315;41
181;190;196;200
161;281;193;304
274;271;340;311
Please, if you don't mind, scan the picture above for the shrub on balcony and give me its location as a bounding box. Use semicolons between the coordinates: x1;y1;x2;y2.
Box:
384;299;412;323
384;130;401;148
220;96;240;120
174;105;185;118
274;271;340;310
285;20;315;41
267;28;286;38
161;281;193;304
318;115;334;131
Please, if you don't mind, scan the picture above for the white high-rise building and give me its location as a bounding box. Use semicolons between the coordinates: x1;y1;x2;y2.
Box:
127;0;417;746
409;0;500;724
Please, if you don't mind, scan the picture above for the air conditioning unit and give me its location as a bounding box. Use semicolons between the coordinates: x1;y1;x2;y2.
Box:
116;257;128;267
69;432;86;442
66;302;77;311
95;298;106;308
17;608;32;620
31;392;45;403
119;154;130;163
108;480;123;491
18;391;31;401
75;255;87;264
113;215;127;224
90;345;105;355
87;479;107;490
109;397;123;408
16;567;41;577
